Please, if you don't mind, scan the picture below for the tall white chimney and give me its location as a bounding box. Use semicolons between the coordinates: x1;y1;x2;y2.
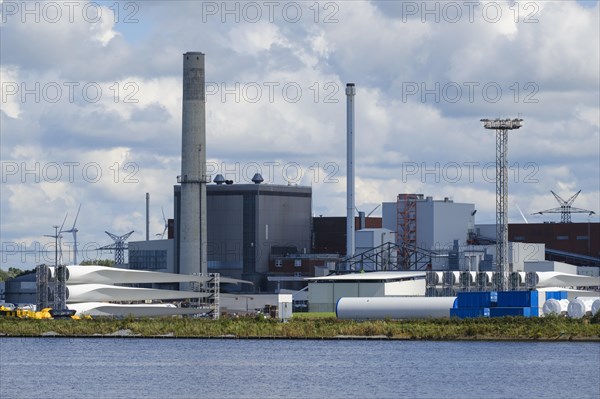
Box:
179;52;207;283
346;83;356;258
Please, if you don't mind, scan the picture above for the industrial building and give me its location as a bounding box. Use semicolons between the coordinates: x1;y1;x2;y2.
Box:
128;182;312;292
312;216;382;255
307;271;427;312
2;272;36;304
382;195;475;252
175;181;312;290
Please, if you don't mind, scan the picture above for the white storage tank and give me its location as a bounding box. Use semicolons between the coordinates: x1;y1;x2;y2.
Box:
336;296;456;320
542;299;569;316
567;298;597;318
591;299;600;316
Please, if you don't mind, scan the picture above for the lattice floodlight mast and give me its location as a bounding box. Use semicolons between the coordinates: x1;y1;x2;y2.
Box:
533;190;596;223
481;118;523;292
103;230;134;265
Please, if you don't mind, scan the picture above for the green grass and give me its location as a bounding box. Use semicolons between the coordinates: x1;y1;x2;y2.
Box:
1;315;599;340
292;312;336;319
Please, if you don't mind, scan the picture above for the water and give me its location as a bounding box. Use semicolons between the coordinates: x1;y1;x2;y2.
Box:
1;338;598;399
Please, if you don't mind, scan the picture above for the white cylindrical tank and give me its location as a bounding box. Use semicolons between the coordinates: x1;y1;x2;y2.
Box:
336;296;456;320
591;299;600;317
542;299;569;316
567;298;596;318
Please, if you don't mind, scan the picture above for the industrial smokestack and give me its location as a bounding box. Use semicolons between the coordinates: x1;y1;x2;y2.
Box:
146;193;149;241
346;83;356;258
179;52;207;284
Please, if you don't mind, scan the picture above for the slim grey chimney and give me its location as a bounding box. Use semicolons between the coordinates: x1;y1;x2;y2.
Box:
346;83;356;258
146;192;150;241
180;52;207;284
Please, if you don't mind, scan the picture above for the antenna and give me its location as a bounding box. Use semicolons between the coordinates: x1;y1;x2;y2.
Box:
533;190;596;223
61;204;81;264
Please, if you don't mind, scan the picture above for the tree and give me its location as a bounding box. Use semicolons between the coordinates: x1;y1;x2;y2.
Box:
80;259;115;267
0;267;32;281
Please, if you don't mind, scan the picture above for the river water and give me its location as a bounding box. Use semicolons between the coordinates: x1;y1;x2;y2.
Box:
0;338;598;398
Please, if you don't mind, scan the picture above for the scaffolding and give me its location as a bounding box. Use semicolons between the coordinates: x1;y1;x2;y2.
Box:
396;194;422;269
36;265;50;310
191;273;220;319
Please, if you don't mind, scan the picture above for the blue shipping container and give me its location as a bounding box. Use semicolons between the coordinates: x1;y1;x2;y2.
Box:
545;291;568;300
489;307;539;317
450;308;490;319
457;292;498;308
497;291;538;308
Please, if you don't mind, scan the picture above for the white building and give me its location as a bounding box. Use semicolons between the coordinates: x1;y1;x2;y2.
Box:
306;271;426;312
382;195;475;251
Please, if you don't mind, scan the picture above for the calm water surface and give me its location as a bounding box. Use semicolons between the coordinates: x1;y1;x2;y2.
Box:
1;338;598;399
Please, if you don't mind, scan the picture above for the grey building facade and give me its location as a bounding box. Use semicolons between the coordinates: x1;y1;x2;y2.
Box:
175;183;312;290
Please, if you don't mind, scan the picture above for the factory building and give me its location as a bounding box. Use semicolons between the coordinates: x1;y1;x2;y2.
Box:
312;216;382;255
382;195;475;252
174;181;312;290
307;271;427;312
3;272;36;304
476;222;600;266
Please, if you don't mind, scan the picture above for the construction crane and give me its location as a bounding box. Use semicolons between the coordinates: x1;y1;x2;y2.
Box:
533;190;595;223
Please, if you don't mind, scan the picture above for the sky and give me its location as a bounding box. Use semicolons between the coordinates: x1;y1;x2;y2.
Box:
1;0;599;270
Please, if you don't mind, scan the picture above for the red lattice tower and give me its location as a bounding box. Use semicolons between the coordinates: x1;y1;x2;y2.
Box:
396;194;420;269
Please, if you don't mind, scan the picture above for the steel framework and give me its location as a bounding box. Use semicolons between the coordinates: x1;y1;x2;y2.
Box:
101;230;135;265
339;241;437;272
481;118;523;291
396;194;421;269
534;190;595;223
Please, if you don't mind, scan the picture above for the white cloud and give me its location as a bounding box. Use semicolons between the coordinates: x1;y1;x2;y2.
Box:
1;0;598;270
0;65;22;118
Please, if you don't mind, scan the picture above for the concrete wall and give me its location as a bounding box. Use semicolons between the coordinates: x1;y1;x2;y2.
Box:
207;194;244;271
429;200;474;251
175;184;312;289
510;242;545;271
4;277;36;305
384;279;426;296
128;239;175;273
307;280;425;312
382;198;475;250
221;293;292;314
524;260;578;274
578;266;600;277
257;192;312;274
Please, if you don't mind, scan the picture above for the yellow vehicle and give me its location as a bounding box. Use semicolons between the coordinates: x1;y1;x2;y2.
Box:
0;305;86;319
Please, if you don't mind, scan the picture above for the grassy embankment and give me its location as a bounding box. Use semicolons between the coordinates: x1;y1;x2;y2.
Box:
1;313;599;340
